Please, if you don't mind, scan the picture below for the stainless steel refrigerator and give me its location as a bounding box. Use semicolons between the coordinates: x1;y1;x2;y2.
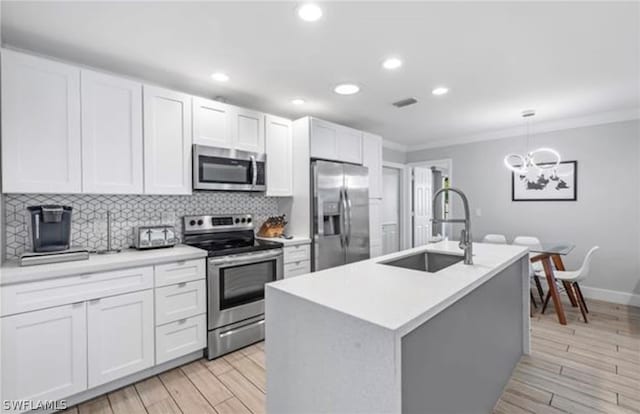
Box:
311;160;370;271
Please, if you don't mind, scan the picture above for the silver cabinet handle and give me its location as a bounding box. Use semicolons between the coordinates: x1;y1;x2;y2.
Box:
209;249;282;266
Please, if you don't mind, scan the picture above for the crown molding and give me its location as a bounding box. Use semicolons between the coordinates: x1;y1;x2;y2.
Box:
382;139;408;152
405;107;640;152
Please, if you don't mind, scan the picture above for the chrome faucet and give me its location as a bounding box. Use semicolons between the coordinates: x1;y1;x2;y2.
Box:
432;187;473;265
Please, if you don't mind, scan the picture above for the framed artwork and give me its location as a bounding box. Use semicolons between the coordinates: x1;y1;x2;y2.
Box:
512;160;577;201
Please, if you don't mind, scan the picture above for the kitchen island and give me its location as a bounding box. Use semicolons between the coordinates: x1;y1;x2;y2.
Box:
265;241;530;414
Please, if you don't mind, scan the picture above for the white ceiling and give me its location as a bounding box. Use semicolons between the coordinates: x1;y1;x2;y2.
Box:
2;1;639;148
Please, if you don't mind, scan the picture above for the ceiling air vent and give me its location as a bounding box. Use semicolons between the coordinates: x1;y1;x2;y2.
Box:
392;97;418;108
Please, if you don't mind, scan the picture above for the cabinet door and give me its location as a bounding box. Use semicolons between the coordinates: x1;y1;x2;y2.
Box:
193;97;233;148
81;70;143;194
233;107;265;153
362;133;383;199
369;198;383;258
1;303;87;401
143;85;192;194
338;126;363;164
87;290;154;387
1;49;82;193
310;118;338;161
265;114;293;196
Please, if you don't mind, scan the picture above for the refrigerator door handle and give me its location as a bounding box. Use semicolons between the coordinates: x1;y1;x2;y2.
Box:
345;188;352;246
339;188;346;248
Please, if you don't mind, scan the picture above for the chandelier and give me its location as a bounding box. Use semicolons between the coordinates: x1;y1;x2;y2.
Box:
503;110;561;178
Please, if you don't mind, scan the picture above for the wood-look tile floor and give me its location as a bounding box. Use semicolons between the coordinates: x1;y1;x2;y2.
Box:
63;299;640;414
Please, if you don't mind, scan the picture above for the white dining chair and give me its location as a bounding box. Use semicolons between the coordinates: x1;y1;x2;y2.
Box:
513;236;546;303
482;234;507;244
543;246;599;323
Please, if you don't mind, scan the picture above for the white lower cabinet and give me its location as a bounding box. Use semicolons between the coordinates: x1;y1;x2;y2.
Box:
283;243;311;278
87;290;155;387
156;314;207;364
1;303;88;402
155;279;206;325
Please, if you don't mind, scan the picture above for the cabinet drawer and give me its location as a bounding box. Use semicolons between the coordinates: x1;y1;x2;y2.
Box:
284;260;311;278
1;266;153;316
283;244;310;264
156;314;206;364
155;280;206;325
154;259;205;287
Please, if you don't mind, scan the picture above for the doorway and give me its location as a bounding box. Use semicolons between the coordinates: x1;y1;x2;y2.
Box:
381;162;406;254
405;159;453;248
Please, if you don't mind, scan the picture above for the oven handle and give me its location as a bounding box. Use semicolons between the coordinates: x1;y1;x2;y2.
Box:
209;250;283;266
250;155;257;187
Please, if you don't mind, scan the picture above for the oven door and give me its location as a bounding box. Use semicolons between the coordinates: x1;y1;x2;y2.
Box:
193;145;266;191
208;249;283;330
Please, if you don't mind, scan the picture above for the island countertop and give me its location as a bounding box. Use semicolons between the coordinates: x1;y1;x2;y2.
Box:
267;240;528;336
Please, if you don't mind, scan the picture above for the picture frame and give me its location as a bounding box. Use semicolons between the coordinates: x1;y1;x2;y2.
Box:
511;160;578;202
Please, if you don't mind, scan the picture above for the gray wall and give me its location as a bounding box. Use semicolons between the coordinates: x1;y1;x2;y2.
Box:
407;120;640;297
383;147;406;164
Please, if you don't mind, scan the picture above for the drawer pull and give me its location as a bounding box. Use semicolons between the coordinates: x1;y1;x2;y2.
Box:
177;318;187;324
177;282;187;288
176;260;186;266
90;298;101;305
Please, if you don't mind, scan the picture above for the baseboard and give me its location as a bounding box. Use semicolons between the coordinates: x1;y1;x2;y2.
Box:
579;285;640;307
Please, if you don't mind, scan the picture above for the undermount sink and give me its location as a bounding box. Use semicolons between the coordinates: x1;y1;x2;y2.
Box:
380;251;464;273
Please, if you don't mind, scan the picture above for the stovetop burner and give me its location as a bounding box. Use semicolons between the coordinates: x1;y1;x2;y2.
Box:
182;214;283;257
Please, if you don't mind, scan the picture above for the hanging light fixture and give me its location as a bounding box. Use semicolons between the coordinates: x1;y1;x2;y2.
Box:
503;110;561;177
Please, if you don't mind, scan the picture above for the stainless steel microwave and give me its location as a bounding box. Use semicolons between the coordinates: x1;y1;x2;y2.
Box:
193;145;266;191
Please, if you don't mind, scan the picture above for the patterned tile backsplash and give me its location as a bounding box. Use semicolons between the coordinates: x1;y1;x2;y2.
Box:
3;192;279;260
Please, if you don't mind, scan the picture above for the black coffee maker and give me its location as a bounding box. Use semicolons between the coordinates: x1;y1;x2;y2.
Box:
27;205;73;252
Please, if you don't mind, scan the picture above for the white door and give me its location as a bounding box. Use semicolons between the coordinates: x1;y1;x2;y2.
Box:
310;118;338;161
192;97;233;148
1;303;87;402
1;49;82;193
81;70;143;194
369;198;383;257
233;107;265;153
265;114;293;196
143;85;192;194
338;126;363;165
412;167;433;247
362;133;383;199
382;167;401;254
87;290;154;387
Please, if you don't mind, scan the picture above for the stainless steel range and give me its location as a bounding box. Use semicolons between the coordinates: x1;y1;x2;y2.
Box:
183;214;283;359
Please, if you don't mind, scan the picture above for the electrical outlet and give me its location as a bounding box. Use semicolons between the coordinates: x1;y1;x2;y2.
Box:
161;211;176;225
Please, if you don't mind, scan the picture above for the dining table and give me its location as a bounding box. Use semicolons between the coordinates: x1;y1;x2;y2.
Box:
529;242;576;325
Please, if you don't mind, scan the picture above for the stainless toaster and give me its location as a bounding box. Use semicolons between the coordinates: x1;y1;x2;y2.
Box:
132;225;178;249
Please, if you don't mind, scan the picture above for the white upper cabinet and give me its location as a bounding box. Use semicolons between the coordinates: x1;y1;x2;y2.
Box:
265;114;293;197
362;132;383;199
81;70;143;194
1;49;82;193
310;118;363;164
193;97;233;148
234;107;265;153
143;85;192;194
1;303;87;402
87;290;154;388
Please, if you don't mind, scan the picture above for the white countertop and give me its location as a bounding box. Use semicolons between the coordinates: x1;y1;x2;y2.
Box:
257;236;311;246
0;245;208;286
267;241;528;336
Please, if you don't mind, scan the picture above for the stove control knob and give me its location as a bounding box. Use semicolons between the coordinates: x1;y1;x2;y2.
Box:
197;219;203;226
247;217;252;223
189;220;196;226
241;218;246;223
235;218;240;224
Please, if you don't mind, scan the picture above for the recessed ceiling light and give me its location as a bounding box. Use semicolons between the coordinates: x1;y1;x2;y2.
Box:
334;83;360;95
432;87;449;96
211;72;229;82
297;3;323;22
291;98;306;105
382;57;403;70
